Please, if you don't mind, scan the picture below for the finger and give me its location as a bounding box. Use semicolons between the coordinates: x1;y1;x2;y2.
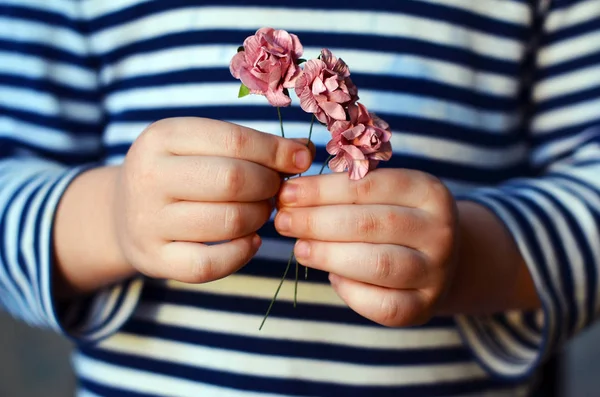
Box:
159;201;272;242
278;168;452;216
150;117;313;174
275;205;431;247
159;156;281;202
328;274;430;327
294;240;429;289
158;233;261;284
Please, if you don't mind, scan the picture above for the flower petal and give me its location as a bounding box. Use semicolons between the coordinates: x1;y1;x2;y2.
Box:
319;102;346;120
299;87;320;114
229;52;247;79
265;88;291;107
328;153;347;172
348;159;370;180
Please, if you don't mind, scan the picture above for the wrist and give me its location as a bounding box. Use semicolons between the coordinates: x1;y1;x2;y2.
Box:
53;166;136;299
436;200;540;316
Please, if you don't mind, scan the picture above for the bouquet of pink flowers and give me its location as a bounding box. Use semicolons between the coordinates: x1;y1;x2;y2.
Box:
230;27;393;328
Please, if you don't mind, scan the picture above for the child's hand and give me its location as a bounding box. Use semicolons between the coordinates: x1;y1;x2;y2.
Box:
114;117;313;284
275;168;458;326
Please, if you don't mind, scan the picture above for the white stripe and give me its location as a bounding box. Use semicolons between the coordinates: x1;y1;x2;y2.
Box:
0;169;47;324
84;278;144;341
39;168;83;329
528;180;594;331
75;354;285;397
546;0;600;32
97;333;486;386
536;64;600;101
89;7;523;61
1;0;78;18
77;390;103;397
531;126;599;166
134;300;462;350
81;0;527;26
0;86;101;123
0;118;100;153
99;44;517;97
505;311;543;346
419;0;530;25
0;51;97;91
104;83;517;133
554;177;600;316
5;173;49;322
539;29;600;67
534;97;600;134
0;16;87;55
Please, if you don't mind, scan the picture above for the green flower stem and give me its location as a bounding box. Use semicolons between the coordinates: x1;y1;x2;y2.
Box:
259;249;295;331
277;107;285;138
307;114;315;143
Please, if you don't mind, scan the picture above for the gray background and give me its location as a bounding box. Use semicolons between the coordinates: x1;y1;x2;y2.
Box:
0;309;598;397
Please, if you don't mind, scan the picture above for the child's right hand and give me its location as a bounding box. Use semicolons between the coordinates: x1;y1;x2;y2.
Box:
113;117;313;284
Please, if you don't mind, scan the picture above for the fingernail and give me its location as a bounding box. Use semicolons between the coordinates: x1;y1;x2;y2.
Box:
252;234;262;249
279;183;298;204
329;273;340;285
276;211;291;232
293;149;311;169
295;240;310;259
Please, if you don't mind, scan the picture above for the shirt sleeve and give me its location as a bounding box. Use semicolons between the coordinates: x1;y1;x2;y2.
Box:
0;2;143;343
455;0;600;380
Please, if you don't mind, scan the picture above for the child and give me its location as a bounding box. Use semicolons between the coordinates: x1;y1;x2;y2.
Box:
1;0;599;395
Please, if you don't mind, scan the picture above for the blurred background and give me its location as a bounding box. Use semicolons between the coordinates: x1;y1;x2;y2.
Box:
2;310;600;396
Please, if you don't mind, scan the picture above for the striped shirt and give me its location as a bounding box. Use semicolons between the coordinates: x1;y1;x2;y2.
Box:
1;0;600;395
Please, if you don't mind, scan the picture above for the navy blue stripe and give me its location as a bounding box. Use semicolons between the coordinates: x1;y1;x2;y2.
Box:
0;106;102;137
538;50;600;80
491;315;538;350
0;137;101;164
0;74;99;102
33;174;66;319
523;312;542;333
491;193;565;345
0;39;97;69
80;379;162;397
16;178;47;289
140;281;455;329
78;346;511;397
105;68;517;112
123;319;471;365
554;177;600;327
544;15;600;46
89;0;528;39
0;174;39;310
532;118;600;146
107;106;524;147
0;5;83;31
99;30;519;76
536;85;600;113
473;193;562;343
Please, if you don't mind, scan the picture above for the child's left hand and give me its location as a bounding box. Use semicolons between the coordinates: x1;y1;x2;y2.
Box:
275;168;459;327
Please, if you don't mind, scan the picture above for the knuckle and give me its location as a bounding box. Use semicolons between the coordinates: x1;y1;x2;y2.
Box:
352;174;376;203
372;249;396;282
378;295;402;327
190;251;215;283
356;211;379;236
139;119;171;148
224;124;251;157
221;163;245;197
223;204;244;237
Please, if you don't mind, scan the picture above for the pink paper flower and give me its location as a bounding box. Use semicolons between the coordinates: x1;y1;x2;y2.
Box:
326;104;392;180
295;49;358;124
230;27;304;107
